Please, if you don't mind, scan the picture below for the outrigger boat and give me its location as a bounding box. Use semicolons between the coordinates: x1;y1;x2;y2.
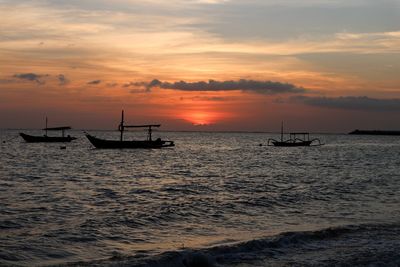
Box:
267;122;323;147
20;118;76;143
85;110;175;149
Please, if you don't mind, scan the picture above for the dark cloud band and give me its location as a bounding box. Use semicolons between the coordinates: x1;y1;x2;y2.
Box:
14;73;46;84
128;79;305;94
87;80;101;85
292;95;400;111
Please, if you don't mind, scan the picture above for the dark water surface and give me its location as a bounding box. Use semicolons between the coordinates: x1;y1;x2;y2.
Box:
1;130;400;266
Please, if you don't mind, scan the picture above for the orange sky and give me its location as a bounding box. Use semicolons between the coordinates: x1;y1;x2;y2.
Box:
1;0;400;132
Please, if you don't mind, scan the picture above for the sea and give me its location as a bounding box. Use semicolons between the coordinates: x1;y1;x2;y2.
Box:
1;129;400;267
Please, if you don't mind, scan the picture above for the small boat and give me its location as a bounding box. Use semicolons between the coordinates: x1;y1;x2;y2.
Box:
20;118;77;143
267;122;323;147
85;110;175;149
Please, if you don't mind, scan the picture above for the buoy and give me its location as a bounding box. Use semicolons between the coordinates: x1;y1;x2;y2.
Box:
60;146;66;149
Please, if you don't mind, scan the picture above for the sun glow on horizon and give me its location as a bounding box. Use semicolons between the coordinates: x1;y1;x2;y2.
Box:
182;111;221;125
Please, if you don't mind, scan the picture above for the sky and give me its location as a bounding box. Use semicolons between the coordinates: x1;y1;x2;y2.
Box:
1;0;399;132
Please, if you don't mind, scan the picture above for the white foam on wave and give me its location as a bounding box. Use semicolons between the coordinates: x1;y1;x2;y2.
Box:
53;222;400;267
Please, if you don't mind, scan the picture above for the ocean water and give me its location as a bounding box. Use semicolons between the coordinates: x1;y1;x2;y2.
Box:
1;130;400;267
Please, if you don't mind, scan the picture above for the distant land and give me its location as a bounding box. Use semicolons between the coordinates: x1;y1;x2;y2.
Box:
349;130;400;136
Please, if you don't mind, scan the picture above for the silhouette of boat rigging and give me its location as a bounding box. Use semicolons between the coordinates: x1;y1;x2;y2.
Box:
267;122;323;147
19;117;77;143
85;110;175;149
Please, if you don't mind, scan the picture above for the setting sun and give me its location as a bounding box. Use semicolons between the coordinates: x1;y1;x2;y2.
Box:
183;111;218;125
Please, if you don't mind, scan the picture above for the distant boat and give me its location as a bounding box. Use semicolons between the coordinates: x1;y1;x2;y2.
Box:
267;122;323;147
349;129;400;136
20;118;77;143
85;110;175;149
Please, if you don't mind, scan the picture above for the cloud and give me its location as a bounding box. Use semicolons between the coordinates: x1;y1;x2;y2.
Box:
194;0;229;4
87;80;101;85
13;73;47;84
123;82;137;88
124;79;165;92
124;80;161;91
135;79;305;94
57;74;69;85
292;95;400;111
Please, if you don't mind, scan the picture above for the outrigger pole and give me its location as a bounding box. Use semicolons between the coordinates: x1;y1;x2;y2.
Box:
117;110;160;141
281;121;284;142
124;125;160;141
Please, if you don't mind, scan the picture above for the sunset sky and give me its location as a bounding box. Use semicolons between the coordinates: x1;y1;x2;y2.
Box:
1;0;399;132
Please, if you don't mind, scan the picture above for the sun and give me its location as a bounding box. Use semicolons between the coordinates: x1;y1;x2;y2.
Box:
183;111;216;125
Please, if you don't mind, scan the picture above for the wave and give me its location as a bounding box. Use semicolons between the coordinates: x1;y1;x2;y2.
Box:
56;222;400;267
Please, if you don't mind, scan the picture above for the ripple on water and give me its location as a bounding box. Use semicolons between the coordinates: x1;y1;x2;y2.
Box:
1;131;400;266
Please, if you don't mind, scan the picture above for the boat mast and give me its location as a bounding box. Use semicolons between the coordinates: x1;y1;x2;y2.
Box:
281;121;283;142
148;126;152;141
119;110;124;141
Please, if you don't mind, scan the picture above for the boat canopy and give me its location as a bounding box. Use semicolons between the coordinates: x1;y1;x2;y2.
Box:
289;132;310;141
120;124;161;141
117;111;162;141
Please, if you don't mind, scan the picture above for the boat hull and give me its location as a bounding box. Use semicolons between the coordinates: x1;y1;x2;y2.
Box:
85;134;174;149
271;140;312;147
20;133;76;143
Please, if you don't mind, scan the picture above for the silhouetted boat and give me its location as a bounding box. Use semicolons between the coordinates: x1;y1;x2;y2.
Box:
20;118;76;143
85;110;174;149
20;132;76;143
267;122;323;147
